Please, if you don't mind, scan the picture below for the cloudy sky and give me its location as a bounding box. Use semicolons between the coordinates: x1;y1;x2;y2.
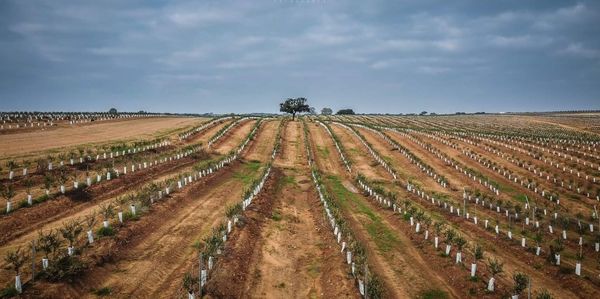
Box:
1;0;599;114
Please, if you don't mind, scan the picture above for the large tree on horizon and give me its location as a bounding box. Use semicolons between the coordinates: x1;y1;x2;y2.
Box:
280;97;310;120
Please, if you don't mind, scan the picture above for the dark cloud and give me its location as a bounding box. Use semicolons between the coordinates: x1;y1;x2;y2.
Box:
0;0;599;113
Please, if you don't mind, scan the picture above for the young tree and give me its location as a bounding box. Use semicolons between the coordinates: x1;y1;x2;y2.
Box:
487;258;504;292
37;229;62;264
513;272;529;298
472;244;484;277
43;174;54;196
84;211;98;244
100;203;115;228
549;237;564;265
536;289;554;299
6;160;17;180
59;220;83;256
433;221;445;249
4;247;27;293
321;107;333;115
279;97;310;120
22;178;34;205
183;272;196;299
533;230;543;256
444;229;456;256
454;235;467;264
1;183;15;213
422;216;432;239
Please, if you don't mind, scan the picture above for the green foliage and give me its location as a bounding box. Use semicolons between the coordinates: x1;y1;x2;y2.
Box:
233;161;262;184
100;203;115;221
3;247;26;275
280;97;310;119
122;211;140;222
59;220;83;247
487;258;504;276
0;184;15;202
41;255;87;282
182;272;195;293
271;211;282;221
536;289;553;299
34;194;51;204
97;227;115;237
336;109;356;115
474;244;484;260
37;229;62;259
365;273;385;298
225;203;243;219
321;107;333;115
92;287;112;296
444;229;456;243
454;235;467;250
0;286;18;298
513;272;529;295
420;289;448;299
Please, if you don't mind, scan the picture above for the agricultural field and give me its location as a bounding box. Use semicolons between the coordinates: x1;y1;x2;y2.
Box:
1;112;600;299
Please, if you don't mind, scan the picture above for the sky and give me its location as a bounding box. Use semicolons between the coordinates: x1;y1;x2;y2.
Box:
0;0;599;114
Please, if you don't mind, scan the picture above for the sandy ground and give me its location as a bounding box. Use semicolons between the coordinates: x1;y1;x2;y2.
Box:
4;116;600;298
333;123;595;298
0;117;205;158
205;121;357;298
308;122;462;298
212;119;257;155
18;116;276;298
248;121;356;298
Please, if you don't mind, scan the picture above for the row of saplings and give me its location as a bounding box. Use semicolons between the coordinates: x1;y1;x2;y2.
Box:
3;217;93;297
179;163;274;299
1;143;200;214
0;179;171;297
403;203;556;299
405;171;594;280
0;138;166;181
358;178;555;299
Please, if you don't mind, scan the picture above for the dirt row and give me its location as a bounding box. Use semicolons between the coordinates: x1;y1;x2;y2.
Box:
212;119;258;155
20;119;281;298
206;121;356;298
326;121;597;298
0;120;268;289
308;121;466;298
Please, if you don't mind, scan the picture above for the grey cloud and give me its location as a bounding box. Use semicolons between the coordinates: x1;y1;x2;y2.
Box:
0;0;599;113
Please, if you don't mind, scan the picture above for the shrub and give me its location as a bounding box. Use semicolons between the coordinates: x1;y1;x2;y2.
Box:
366;274;385;299
0;286;18;298
40;255;87;282
474;244;484;260
536;289;553;299
4;247;27;277
59;220;83;249
513;272;528;296
34;194;50;204
122;211;139;222
17;200;29;209
97;227;115;237
182;272;195;294
271;211;282;221
92;287;112;296
487;258;504;277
